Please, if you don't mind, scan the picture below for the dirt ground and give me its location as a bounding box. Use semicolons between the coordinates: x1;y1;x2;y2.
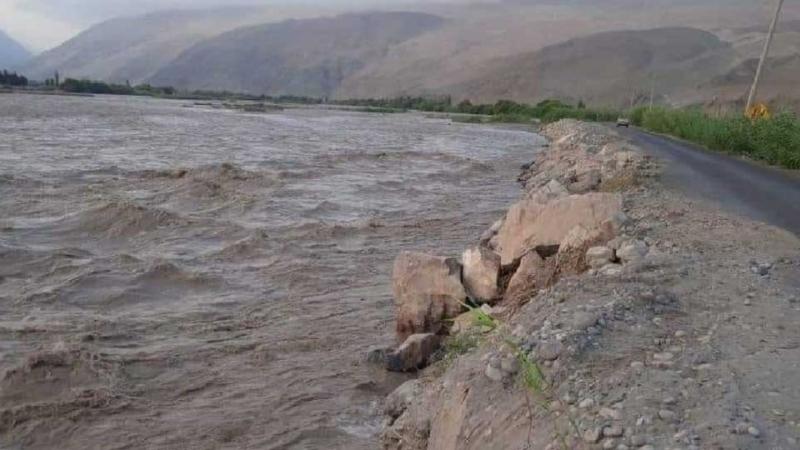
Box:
381;121;800;450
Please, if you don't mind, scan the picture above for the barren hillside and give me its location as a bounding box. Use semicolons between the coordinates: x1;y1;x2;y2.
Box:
0;30;30;69
148;12;444;97
19;6;330;84
14;0;800;107
440;27;739;107
335;1;777;100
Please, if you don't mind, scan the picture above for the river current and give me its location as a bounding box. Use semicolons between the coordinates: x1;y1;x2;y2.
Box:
0;94;542;449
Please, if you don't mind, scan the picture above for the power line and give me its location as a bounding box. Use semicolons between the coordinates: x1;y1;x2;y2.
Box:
745;0;785;114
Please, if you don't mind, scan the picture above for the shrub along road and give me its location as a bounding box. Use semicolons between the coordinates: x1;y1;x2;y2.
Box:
619;127;800;235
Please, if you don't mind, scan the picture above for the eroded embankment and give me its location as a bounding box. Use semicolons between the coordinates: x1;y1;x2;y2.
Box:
378;120;800;450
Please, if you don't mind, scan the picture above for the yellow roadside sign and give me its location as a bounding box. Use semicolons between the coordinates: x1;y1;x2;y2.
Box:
746;103;771;120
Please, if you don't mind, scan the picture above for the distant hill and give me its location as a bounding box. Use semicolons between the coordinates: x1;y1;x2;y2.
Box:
13;1;800;107
701;54;800;110
20;7;320;84
0;30;31;69
148;12;444;96
442;27;739;107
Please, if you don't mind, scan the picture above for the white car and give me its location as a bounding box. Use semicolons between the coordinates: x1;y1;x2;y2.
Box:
616;118;631;128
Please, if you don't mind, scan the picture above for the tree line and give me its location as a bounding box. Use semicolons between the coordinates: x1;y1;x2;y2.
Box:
1;69;618;124
0;70;28;86
329;96;618;123
57;78;176;96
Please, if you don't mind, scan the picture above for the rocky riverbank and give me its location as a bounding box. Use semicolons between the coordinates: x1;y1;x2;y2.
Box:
376;120;800;449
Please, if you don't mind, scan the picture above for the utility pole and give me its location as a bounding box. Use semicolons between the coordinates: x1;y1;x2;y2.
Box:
745;0;784;114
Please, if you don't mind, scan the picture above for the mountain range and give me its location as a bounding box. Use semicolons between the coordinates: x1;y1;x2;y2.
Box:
0;30;31;69
17;1;800;108
148;12;444;97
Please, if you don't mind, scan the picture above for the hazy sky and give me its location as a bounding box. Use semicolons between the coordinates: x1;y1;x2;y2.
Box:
0;0;458;52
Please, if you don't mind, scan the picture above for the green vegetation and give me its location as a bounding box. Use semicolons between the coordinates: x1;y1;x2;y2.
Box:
61;78;135;94
438;331;482;367
335;96;620;124
511;341;547;394
0;70;28;86
59;78;177;96
631;107;800;169
349;106;405;114
9;73;617;126
433;305;580;447
460;302;499;331
437;303;497;367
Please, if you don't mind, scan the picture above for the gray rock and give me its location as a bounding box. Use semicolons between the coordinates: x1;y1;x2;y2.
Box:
586;246;614;269
584;427;603;443
599;407;621;420
607;237;624;250
603;425;624;438
752;263;772;276
384;380;422;418
653;352;674;361
572;311;598;330
480;219;504;244
386;333;441;372
538;341;564;361
501;356;520;374
485;364;505;382
569;169;602;193
617;240;649;263
601;264;624;276
392;252;466;340
747;426;761;437
366;346;390;365
462;246;502;303
658;409;677;421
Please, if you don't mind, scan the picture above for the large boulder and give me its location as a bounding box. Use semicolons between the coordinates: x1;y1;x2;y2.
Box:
527;179;569;203
386;333;441;372
384;380;423;419
617;239;649;263
494;193;624;265
504;251;558;303
586;246;614;269
479;219;504;245
556;223;618;275
461;246;501;303
568;169;602;193
393;252;466;341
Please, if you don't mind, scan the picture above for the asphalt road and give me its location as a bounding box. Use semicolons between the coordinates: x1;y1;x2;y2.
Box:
618;127;800;236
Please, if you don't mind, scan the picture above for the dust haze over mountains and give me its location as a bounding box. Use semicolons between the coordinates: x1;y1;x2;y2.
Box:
0;29;30;68
9;0;800;108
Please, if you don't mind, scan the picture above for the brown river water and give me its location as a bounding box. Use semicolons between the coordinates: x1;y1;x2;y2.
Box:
0;94;542;449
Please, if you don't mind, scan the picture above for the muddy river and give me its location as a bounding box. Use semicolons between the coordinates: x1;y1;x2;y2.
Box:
0;94;542;449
